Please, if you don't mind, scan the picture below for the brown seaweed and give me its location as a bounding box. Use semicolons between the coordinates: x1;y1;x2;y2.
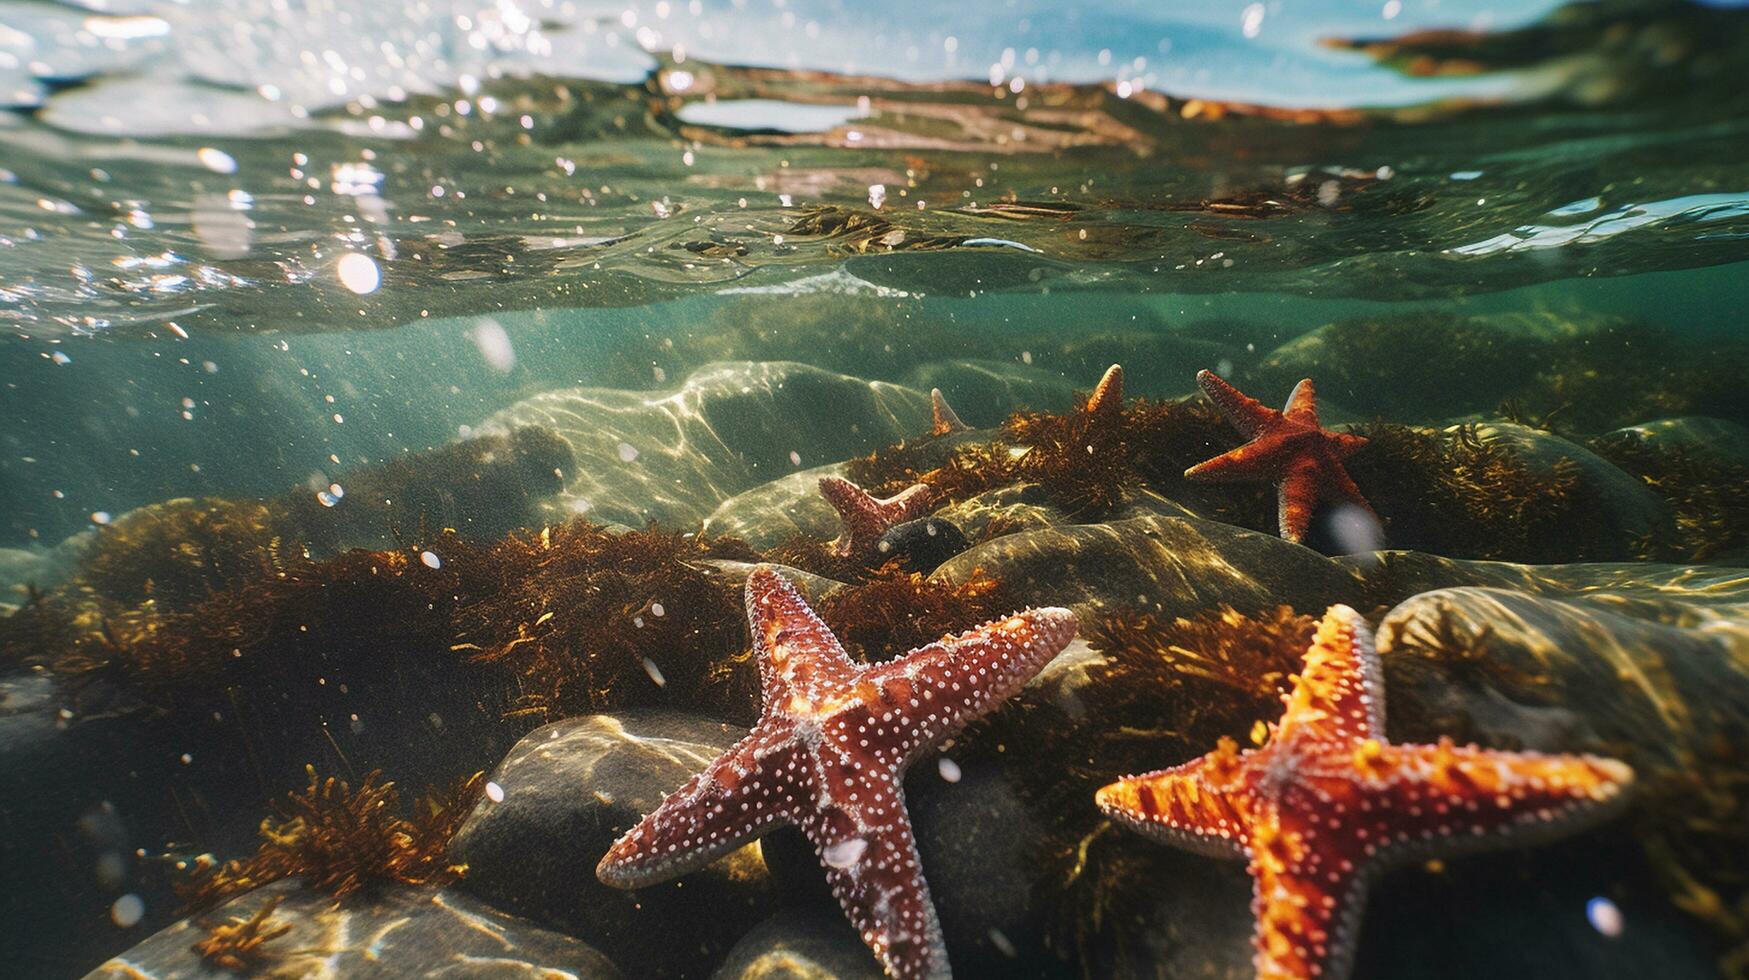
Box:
816;565;1018;664
191;895;292;971
1344;422;1616;562
1590;435;1749;563
450;522;757;722
179;766;484;911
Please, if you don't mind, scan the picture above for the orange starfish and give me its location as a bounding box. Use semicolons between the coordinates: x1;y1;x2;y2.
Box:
598;567;1078;979
1184;370;1373;544
1085;363;1124;420
819;476;932;560
1096;605;1634;980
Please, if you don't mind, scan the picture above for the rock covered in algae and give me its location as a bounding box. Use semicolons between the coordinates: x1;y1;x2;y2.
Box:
710;909;883;980
82;878;621;979
484;361;937;530
1375;578;1749;968
931;513;1361;618
700;461;854;549
1377;584;1749;763
1464;422;1670;550
450;710;778;977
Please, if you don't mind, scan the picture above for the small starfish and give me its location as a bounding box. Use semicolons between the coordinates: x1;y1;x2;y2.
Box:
598;566;1078;980
1185;370;1373;544
929;388;969;436
1084;363;1124;420
1096;605;1634;980
819;476;932;560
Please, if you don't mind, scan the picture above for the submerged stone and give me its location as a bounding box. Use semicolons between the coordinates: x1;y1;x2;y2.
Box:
1464;422;1670;553
450;710;779;977
710;908;884;980
874;516;969;572
1600;415;1749;465
932;513;1362;619
83;878;620;979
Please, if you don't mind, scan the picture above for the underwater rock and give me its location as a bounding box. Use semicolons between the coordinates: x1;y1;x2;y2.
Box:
932;513;1362;619
1600;416;1749;465
1377;585;1749;764
898;359;1078;426
450;710;779;978
83;878;621;979
1248;312;1547;421
701;462;852;549
486;361;936;529
0;547;48;610
932;484;1195;544
874;516;969;573
0;672;58;761
710;908;885;980
1345;549;1749;609
1465;422;1671;552
283;424;572;554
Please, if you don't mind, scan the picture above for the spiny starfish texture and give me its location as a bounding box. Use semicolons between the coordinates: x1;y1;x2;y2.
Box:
929;388;969;436
597;566;1077;980
1095;605;1634;980
1085;363;1124;420
819;475;933;559
1185;370;1374;544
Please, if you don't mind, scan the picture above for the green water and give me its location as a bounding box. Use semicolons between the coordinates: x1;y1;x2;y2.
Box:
3;1;1749;978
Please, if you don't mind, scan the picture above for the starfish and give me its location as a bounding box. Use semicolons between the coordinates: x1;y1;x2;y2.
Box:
597;566;1078;980
1095;605;1634;980
1084;363;1124;420
1184;370;1375;544
819;476;932;560
929;388;969;436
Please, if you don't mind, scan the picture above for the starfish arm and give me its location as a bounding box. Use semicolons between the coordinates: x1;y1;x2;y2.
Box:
860;606;1078;757
1281;378;1320;426
1349;740;1635;861
1084;363;1125;419
798;772;950;980
746;566;858;704
596;727;801;888
1276;455;1323;543
819;478;932;558
1275;605;1386;746
1094;741;1254;860
1184;438;1286;483
1197;369;1284;438
929;389;968;436
1246;804;1372;980
819;476;883;557
884;482;934;521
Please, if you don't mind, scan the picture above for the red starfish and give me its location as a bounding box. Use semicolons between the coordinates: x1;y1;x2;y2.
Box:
819;476;932;559
597;567;1078;980
1184;370;1373;544
929;388;969;437
1096;605;1634;980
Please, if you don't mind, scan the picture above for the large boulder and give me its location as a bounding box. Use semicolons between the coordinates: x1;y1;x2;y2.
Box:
82;878;620;979
483;361;935;529
450;711;780;977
